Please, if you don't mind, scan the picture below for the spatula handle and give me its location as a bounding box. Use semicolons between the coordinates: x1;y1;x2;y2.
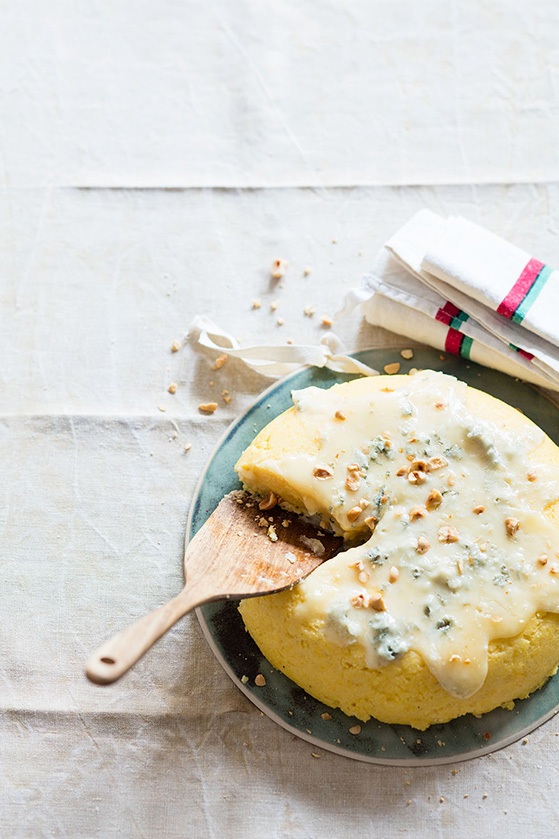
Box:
85;586;204;685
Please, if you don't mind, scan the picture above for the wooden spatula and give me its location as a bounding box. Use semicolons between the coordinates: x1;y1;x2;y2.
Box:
86;490;343;685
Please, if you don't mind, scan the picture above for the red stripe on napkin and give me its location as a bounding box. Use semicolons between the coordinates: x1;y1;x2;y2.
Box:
497;258;544;319
444;328;463;355
435;301;461;326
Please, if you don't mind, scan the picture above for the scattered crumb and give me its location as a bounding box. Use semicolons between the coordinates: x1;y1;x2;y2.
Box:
304;305;316;317
212;353;228;370
240;675;249;684
252;298;262;309
184;443;192;453
332;238;337;243
440;354;446;360
439;797;445;804
286;338;293;344
349;725;361;735
254;674;266;686
321;316;334;327
406;800;412;806
222;390;232;404
321;712;333;721
482;793;488;800
270;300;279;311
482;731;492;741
464;794;469;799
311;752;321;759
277;317;284;326
384;362;401;375
522;738;528;745
157;405;166;412
304;266;312;276
168;382;177;394
400;349;414;359
271;259;288;279
171;340;180;353
451;769;458;776
267;524;278;542
198;402;218;414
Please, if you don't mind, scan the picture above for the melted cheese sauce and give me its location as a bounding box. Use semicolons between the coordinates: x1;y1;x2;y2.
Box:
253;371;559;699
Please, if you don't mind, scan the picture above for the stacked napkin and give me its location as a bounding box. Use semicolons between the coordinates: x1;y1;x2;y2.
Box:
351;210;559;391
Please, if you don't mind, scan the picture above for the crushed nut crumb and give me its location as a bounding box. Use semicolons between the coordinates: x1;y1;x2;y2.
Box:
254;674;266;686
473;505;485;514
304;305;316;317
168;382;177;394
349;725;361;735
400;349;414;359
259;492;277;511
370;592;386;612
347;506;363;523
334;410;347;421
384;362;401;375
276;317;284;326
321;712;333;721
212;353;228;370
252;298;262;309
198;402;218;414
416;536;430;554
171;340;180;353
388;566;399;583
409;505;428;522
271;259;288;280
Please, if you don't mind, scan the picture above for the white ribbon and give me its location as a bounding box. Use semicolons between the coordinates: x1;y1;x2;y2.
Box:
189;315;378;378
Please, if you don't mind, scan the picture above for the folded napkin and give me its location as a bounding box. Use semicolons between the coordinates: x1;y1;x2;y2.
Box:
191;211;559;393
352;210;559;391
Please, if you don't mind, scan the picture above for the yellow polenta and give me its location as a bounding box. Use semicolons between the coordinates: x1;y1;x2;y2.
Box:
236;372;559;729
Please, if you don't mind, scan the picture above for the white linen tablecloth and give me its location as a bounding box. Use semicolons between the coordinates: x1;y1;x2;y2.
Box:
3;3;559;837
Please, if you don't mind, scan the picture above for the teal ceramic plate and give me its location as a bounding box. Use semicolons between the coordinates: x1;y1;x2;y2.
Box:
189;348;559;765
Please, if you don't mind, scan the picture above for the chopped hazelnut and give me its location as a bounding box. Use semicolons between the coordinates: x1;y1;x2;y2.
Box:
370;592;386;612
347;506;363;522
252;298;262;309
321;316;334;327
505;517;520;537
254;674;266;686
537;554;548;566
334;410;347;421
388;566;399;583
438;526;459;543
408;470;427;485
321;712;333;720
473;505;485;515
426;489;443;510
409;505;428;522
303;305;316;317
416;536;430;554
259;492;277;511
171;340;181;353
349;725;361;735
527;472;538;482
168;382;177;394
428;456;448;470
400;349;414;360
358;570;369;584
396;466;408;477
313;465;333;480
